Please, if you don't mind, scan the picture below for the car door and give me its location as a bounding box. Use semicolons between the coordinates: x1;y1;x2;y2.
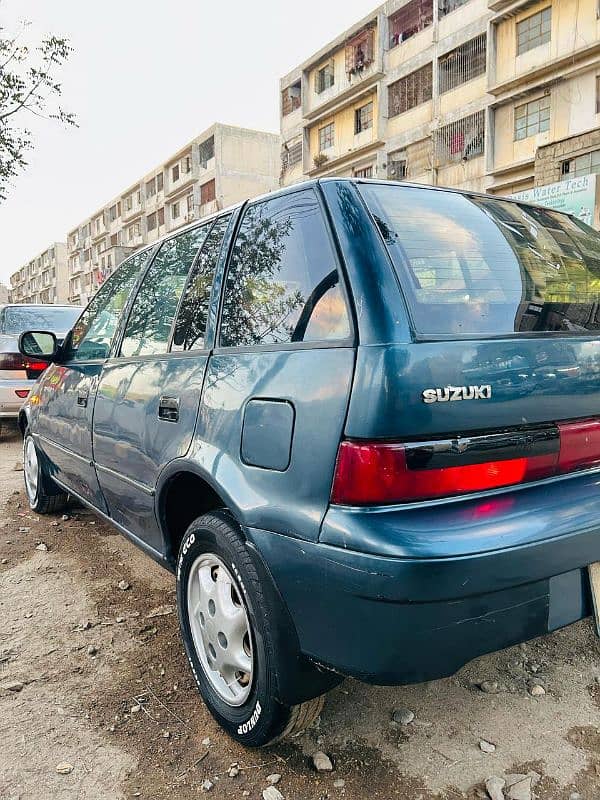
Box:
92;215;234;552
30;250;151;509
194;186;356;542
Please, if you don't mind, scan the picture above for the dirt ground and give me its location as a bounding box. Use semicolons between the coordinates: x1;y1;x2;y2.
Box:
1;420;600;800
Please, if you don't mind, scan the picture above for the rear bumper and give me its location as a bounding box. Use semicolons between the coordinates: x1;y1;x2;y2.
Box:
0;380;32;418
249;471;600;684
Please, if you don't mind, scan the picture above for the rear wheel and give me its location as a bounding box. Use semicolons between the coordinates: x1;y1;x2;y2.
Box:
23;432;68;514
176;511;326;747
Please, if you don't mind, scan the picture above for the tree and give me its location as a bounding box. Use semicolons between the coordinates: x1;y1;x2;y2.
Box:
0;19;76;201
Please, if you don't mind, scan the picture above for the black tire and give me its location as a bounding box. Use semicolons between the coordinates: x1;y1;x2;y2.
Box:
176;511;326;747
22;430;68;515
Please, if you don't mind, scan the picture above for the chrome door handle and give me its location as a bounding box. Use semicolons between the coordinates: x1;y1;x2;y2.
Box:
158;396;180;423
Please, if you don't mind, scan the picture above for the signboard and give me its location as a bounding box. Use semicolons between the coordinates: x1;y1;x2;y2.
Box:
510;174;597;227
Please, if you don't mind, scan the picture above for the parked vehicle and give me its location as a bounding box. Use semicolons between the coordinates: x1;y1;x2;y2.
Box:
16;179;600;747
0;304;80;433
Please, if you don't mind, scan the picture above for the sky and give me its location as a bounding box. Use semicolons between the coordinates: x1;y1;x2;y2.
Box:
0;0;375;285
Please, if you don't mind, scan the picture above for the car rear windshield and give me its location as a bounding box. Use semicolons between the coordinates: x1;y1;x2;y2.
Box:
359;183;600;337
1;306;81;335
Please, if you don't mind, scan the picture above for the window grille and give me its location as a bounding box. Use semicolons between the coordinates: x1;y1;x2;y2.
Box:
387;149;408;180
282;82;302;115
319;122;335;151
514;95;550;140
439;0;471;17
199;137;215;166
389;0;433;47
281;142;302;171
388;63;432;117
434;110;485;166
561;149;600;181
315;63;335;94
517;7;551;55
355;102;374;133
354;166;374;178
345;27;375;75
438;34;486;94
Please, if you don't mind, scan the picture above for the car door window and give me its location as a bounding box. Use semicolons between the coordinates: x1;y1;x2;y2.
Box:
120;225;210;358
172;215;231;351
219;189;350;347
68;250;150;361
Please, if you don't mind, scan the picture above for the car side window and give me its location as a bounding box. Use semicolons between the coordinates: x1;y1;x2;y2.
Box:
120;225;210;358
171;214;231;352
68;251;149;361
219;189;350;347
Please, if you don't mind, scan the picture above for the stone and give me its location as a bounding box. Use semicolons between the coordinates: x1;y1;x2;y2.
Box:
201;737;211;746
262;788;283;800
333;779;346;788
117;580;130;591
56;762;73;775
266;774;281;785
130;704;142;713
2;680;23;692
480;680;499;694
312;751;333;772
506;776;533;800
35;543;47;551
61;514;70;521
485;775;505;800
479;739;496;753
200;778;214;792
1;558;7;564
18;527;30;533
228;764;240;778
529;684;545;697
87;645;97;656
146;604;175;618
13;461;23;471
569;793;583;800
392;707;415;725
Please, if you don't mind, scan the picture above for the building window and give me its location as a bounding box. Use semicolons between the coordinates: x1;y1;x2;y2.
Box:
282;141;303;172
389;0;433;47
199;136;215;167
354;166;373;178
561;149;600;181
517;7;551;56
157;173;164;192
438;34;486;94
439;0;471;17
184;154;192;173
125;195;133;212
158;207;165;226
345;27;375;75
355;102;373;134
315;62;335;94
387;149;408;180
282;81;302;115
171;201;180;220
388;63;433;117
146;178;156;197
434;110;485;166
319;122;335;151
147;212;157;231
514;95;550;140
200;178;216;206
186;193;194;213
172;164;180;182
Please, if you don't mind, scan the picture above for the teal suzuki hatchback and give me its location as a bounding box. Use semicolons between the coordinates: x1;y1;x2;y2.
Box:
17;180;600;746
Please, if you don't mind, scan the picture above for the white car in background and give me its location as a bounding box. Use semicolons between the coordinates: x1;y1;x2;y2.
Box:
0;304;81;433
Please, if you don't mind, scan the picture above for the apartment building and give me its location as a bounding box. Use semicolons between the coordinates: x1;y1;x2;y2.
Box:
280;0;492;191
0;284;8;304
8;243;69;305
280;0;600;224
66;123;280;305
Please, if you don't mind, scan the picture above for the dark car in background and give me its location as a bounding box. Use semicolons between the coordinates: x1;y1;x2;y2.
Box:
0;304;80;432
14;179;600;747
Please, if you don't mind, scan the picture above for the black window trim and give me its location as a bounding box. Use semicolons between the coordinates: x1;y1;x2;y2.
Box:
213;184;356;354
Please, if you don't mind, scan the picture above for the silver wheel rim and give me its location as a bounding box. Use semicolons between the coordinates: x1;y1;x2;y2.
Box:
187;554;254;706
24;437;39;504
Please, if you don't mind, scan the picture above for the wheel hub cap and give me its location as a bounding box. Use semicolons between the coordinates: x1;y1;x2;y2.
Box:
24;437;38;504
187;554;254;706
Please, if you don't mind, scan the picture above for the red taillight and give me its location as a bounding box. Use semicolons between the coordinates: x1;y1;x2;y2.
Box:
332;419;600;506
0;352;48;378
331;441;558;506
558;419;600;473
15;390;29;399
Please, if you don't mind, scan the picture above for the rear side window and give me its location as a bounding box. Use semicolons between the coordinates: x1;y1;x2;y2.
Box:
172;215;231;351
69;251;149;361
120;225;210;358
219;189;350;347
360;183;600;336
